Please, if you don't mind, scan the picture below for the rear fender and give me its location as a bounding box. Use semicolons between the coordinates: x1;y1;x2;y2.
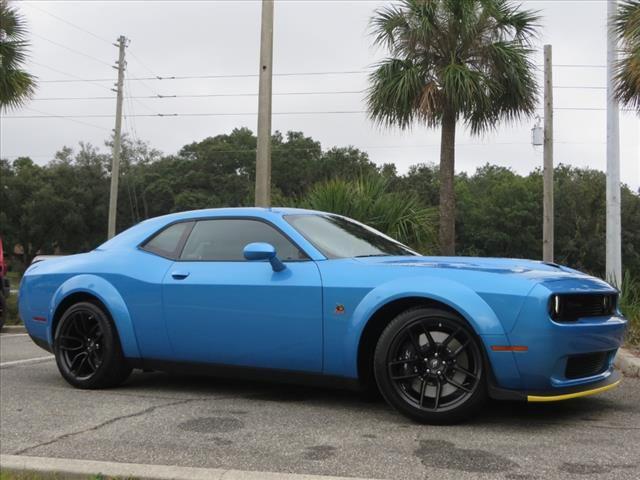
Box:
49;274;141;358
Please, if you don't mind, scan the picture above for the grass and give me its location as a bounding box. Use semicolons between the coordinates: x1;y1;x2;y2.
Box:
620;273;640;348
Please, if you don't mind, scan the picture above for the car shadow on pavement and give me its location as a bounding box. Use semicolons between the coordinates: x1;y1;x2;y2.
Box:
115;370;636;429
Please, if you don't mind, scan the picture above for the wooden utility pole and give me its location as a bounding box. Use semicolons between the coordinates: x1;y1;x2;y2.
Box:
606;0;622;286
255;0;274;207
107;35;127;239
543;44;554;263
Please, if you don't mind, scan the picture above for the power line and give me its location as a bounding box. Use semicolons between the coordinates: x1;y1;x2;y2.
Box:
127;48;161;79
552;64;606;68
37;70;370;83
555;85;606;90
23;3;113;45
30;84;613;102
7;106;637;119
7;111;369;119
29;60;114;93
124;79;142;142
30;90;365;101
35;63;611;84
31;32;113;68
19;108;111;132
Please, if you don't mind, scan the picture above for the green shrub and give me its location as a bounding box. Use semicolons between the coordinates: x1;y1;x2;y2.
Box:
303;174;437;253
620;273;640;347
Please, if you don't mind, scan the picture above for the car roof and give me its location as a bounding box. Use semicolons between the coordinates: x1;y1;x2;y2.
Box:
96;207;328;251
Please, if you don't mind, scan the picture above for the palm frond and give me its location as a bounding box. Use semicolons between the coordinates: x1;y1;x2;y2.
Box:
0;0;37;110
613;1;640;110
303;174;436;251
366;57;436;129
366;0;539;132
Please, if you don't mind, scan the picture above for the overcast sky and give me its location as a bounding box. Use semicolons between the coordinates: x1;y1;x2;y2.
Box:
1;0;638;190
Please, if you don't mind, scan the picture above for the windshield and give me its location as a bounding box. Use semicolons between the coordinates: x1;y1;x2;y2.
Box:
285;214;419;259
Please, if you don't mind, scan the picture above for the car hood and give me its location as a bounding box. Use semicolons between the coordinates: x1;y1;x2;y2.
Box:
352;255;610;286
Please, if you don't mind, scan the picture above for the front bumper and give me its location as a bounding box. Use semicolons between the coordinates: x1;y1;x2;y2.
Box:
489;369;621;402
482;277;627;399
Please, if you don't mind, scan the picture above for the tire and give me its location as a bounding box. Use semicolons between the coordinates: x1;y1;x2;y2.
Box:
374;307;487;424
54;301;131;389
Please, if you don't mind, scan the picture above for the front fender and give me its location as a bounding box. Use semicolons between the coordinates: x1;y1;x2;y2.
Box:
49;274;141;358
330;277;522;389
350;276;507;338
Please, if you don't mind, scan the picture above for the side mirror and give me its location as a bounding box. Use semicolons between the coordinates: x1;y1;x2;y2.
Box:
243;242;286;272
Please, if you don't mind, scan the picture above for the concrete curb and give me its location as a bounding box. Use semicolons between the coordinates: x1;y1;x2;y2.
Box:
0;324;26;334
615;348;640;378
0;454;375;480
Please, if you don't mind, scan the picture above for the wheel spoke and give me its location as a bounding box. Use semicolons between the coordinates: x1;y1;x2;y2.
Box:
75;312;86;333
86;354;96;371
59;344;83;352
452;364;477;380
90;350;102;368
443;374;471;393
75;355;88;375
451;339;470;358
59;335;83;346
406;328;423;357
390;372;421;381
69;351;87;373
88;323;101;338
418;379;426;407
389;357;421;366
420;324;437;350
434;379;442;409
442;327;461;347
70;316;83;337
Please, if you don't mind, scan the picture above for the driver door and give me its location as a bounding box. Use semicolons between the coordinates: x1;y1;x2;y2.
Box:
161;218;323;373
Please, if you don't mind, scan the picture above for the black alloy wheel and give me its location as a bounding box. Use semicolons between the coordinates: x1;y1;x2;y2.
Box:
57;308;104;380
54;301;131;389
374;307;486;423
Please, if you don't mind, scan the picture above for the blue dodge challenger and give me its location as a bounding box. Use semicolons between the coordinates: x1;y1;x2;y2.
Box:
20;208;627;423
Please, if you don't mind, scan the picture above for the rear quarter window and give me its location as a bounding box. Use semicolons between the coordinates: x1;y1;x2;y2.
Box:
141;222;193;259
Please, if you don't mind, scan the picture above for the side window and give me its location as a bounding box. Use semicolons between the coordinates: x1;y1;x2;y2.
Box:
142;222;193;259
180;219;307;261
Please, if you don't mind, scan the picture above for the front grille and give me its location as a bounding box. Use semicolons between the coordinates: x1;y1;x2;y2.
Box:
549;293;617;322
565;351;611;379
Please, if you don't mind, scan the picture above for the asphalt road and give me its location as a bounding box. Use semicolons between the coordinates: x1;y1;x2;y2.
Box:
1;332;639;480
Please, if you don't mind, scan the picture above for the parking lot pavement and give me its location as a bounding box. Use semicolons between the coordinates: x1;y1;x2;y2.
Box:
0;332;52;364
1;333;639;480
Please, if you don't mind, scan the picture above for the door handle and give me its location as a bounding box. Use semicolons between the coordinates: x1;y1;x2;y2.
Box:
171;271;190;280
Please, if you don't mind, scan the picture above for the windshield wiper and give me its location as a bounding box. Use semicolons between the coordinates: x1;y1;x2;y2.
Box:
354;254;392;258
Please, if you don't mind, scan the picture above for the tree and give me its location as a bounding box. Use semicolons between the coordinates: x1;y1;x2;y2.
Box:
367;0;539;254
456;165;541;258
0;0;36;110
303;174;436;251
613;0;640;109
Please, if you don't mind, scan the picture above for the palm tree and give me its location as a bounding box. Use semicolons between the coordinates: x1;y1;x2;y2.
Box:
303;174;436;251
367;0;539;255
0;0;36;110
613;0;640;110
